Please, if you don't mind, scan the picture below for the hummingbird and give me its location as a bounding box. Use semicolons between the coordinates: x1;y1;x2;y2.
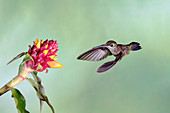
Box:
77;40;142;73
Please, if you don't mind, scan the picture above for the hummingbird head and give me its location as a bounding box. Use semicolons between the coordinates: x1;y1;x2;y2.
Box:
106;40;117;47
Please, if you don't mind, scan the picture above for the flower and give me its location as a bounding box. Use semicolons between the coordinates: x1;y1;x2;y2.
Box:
0;38;63;96
27;38;63;72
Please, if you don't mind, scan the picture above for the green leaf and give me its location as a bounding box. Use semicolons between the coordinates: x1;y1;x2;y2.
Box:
7;52;27;65
22;53;32;63
18;53;33;74
36;64;44;70
26;71;55;113
10;88;30;113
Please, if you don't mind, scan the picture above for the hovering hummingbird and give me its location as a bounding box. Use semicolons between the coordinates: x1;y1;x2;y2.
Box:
77;40;142;73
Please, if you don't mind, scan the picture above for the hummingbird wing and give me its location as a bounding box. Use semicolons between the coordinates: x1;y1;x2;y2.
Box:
77;46;112;61
97;52;123;73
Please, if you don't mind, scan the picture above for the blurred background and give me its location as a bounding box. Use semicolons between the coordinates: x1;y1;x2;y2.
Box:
0;0;170;113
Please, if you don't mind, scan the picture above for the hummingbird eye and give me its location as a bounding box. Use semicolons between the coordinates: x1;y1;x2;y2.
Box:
110;44;113;47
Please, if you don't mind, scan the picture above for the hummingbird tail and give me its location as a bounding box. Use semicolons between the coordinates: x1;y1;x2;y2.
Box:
130;42;142;51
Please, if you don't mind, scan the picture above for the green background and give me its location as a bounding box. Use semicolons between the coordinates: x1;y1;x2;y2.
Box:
0;0;170;113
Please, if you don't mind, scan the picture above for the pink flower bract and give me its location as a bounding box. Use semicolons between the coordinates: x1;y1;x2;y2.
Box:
27;38;63;72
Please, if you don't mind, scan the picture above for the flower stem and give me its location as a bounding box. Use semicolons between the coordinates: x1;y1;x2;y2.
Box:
0;68;33;96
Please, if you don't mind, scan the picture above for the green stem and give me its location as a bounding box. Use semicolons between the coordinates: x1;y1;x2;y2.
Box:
0;68;33;96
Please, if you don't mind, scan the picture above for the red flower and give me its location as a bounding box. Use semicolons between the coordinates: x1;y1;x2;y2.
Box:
27;38;63;72
0;38;63;96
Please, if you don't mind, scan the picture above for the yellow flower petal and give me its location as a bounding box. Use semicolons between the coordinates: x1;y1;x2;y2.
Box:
36;40;41;48
41;40;44;44
53;57;58;60
49;55;55;59
35;38;38;44
49;55;58;60
47;61;63;68
43;50;48;55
